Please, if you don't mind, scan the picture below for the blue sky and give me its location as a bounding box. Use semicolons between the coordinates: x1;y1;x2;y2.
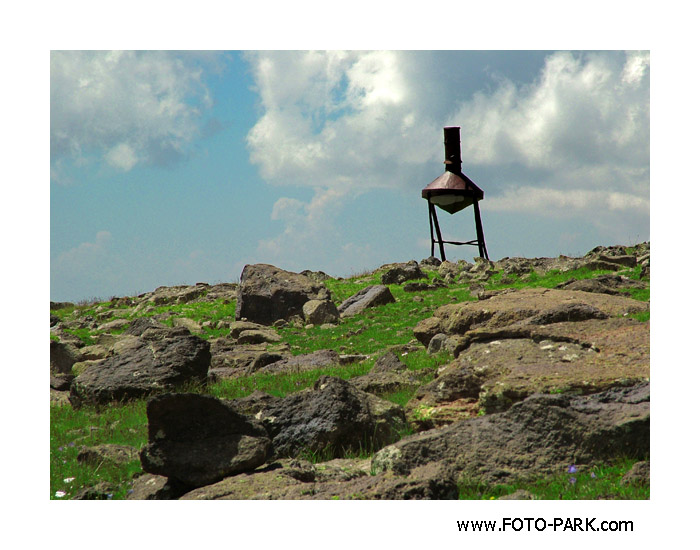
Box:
50;50;650;302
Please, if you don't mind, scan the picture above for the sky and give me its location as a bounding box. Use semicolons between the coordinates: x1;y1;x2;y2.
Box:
50;49;650;302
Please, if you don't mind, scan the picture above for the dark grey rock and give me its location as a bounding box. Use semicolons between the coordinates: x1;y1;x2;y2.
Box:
404;281;447;292
582;255;636;271
380;261;428;285
302;299;340;325
556;274;647;296
140;283;209;306
299;270;332;283
236;329;282;344
338;285;395;317
371;352;408;374
420;256;442;267
51;373;74;391
50;340;81;375
126;473;191;500
235;264;332;325
350;370;420;396
140;393;272;488
427;333;448;354
124;317;173;338
69;326;211;408
373;382;650;485
258;376;406;458
230;390;281;416
71;482;114;500
209;339;288;378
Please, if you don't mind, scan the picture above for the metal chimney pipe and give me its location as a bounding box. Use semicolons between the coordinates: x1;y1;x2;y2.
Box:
443;126;462;174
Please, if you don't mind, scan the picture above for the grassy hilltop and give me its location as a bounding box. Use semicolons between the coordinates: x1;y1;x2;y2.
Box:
50;251;650;500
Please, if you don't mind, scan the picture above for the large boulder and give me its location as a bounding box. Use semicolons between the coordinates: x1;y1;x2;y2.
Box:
337;285;395;318
413;287;648;347
408;287;649;425
69;324;211;408
374;382;650;485
235;264;332;325
253;376;406;458
140;393;272;488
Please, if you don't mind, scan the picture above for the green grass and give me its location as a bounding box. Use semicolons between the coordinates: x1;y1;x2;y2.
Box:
61;327;98;346
620;287;650;302
629;310;650;322
50;401;148;500
207;359;374;400
458;457;649;500
206;348;447;403
487;266;628;292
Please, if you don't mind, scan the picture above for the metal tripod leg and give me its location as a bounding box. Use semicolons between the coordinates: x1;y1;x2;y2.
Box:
428;200;435;258
473;201;488;260
429;202;446;261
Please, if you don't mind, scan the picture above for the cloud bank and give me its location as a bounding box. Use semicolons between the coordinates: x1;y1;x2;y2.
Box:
51;51;216;179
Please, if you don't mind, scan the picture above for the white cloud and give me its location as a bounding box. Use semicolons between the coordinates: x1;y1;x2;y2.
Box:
51;51;215;176
622;51;650;85
105;142;139;171
245;50;439;191
488;186;649;216
454;51;649;183
55;230;112;264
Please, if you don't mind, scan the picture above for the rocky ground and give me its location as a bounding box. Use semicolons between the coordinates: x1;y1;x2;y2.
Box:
50;243;650;499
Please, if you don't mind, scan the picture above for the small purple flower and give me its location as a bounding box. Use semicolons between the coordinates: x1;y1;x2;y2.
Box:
569;477;577;485
68;442;76;448
590;472;597;479
58;446;64;452
568;465;578;474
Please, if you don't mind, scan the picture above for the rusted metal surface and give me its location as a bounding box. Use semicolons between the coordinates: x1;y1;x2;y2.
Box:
421;129;484;213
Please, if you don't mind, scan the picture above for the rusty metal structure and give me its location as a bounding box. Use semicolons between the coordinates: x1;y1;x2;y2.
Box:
421;126;488;261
